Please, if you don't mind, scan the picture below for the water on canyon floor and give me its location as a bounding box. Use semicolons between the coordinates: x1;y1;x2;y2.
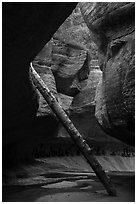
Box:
2;155;135;202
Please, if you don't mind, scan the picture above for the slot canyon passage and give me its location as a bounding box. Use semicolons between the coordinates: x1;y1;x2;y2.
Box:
2;2;135;202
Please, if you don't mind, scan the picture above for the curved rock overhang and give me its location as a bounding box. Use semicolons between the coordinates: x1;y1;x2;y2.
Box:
80;2;135;146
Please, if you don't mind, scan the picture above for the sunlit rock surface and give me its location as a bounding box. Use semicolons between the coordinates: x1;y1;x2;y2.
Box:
33;11;92;116
51;37;90;96
80;2;135;145
3;2;135;171
58;67;120;143
3;6;135;202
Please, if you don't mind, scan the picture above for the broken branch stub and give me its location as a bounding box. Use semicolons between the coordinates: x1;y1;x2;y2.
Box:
30;63;116;196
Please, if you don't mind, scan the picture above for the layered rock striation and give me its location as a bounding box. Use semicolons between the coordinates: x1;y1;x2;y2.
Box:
3;3;135;167
33;3;135;147
34;9;112;145
51;36;90;96
80;2;135;145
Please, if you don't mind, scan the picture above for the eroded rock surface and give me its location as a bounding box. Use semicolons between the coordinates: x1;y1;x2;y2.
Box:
51;36;90;96
80;2;135;145
34;9;107;143
58;67;118;143
33;8;91;116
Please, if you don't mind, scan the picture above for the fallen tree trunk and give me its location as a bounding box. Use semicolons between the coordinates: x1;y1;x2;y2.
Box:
30;62;116;196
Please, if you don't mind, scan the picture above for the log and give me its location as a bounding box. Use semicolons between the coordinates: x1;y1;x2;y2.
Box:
30;62;116;196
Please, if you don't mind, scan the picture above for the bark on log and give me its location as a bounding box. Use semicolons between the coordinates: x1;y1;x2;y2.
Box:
30;62;116;196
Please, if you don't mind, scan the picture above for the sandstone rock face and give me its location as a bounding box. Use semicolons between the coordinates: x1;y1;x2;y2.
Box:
80;2;135;145
71;69;102;108
32;63;58;116
32;62;73;116
51;36;90;96
34;41;52;67
33;8;101;144
33;7;91;116
58;68;118;143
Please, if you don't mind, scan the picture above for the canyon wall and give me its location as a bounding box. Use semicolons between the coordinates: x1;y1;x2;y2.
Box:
80;2;135;145
3;3;135;166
